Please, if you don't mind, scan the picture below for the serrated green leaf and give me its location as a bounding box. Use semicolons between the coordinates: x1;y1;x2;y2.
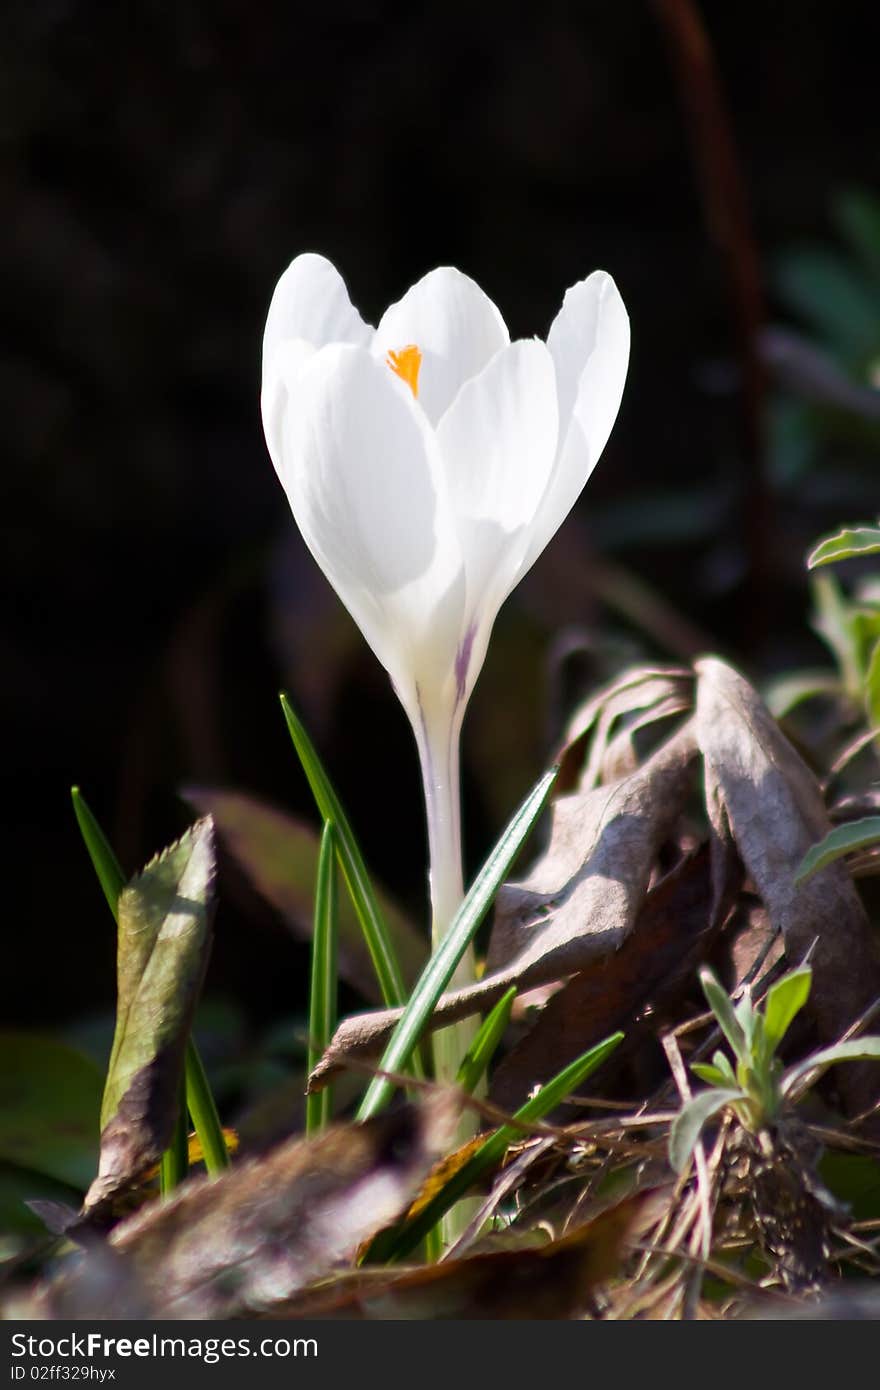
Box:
73;789;228;1179
306;822;339;1137
794;816;880;884
357;766;558;1121
782;1036;880;1096
763;966;812;1056
455;987;517;1096
699;967;748;1064
87;820;216;1211
808;525;880;569
669;1089;745;1175
374;1031;623;1261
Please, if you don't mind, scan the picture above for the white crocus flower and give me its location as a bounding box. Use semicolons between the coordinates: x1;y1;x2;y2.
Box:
261;253;629;1087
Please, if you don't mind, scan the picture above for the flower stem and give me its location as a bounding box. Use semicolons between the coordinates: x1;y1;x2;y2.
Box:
415;699;482;1247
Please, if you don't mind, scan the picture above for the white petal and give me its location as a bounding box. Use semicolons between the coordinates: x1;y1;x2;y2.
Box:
261;338;316;473
372;267;509;424
436;338;558;704
278;344;466;707
546;270;628;433
262;253;372;375
519;271;630;576
437;338;558;533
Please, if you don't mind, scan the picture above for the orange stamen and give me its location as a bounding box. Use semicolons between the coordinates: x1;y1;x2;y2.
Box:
386;344;422;398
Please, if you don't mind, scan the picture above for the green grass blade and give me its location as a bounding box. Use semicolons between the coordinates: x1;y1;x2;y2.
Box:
357;766;558;1122
72;786;229;1177
183;1045;230;1173
71;786;125;913
306;822;339;1136
455;987;517;1096
160;1084;189;1195
279;693;408;1011
376;1031;623;1261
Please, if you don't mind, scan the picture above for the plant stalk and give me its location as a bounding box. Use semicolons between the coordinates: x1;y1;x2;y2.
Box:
414;701;482;1246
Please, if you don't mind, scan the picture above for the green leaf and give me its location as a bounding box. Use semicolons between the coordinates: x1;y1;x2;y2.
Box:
864;637;880;729
690;1062;734;1089
455;987;517;1096
762;670;842;720
87;820;216;1212
182;1045;229;1175
711;1049;739;1086
376;1031;623;1261
73;788;229;1176
747;1008;766;1069
794;816;880;884
782;1036;880;1096
699;967;748;1064
734;992;758;1054
71;786;125;913
808;525;880;569
0;1033;102;1190
763;966;813;1056
669;1089;745;1175
280;693;409;1011
160;1083;189;1195
811;572;864;697
357;766;559;1122
306;822;339;1136
851;607;880;687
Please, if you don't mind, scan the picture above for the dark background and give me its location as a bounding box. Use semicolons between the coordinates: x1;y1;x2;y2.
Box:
3;1;879;1042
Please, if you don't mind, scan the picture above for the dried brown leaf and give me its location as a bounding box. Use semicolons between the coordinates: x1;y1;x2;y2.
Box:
261;1194;644;1320
309;724;698;1091
487;719;699;973
41;1094;460;1319
597;692;694;785
695;657;880;1117
490;845;729;1110
557;664;693;792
